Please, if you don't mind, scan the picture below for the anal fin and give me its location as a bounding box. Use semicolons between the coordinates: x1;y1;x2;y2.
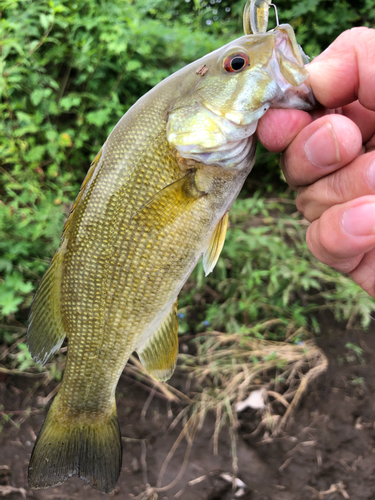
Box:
203;211;229;276
136;301;179;382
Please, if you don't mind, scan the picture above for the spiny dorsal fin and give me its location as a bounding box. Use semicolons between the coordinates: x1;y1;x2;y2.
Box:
62;149;102;237
203;211;229;276
27;242;67;366
136;300;179;382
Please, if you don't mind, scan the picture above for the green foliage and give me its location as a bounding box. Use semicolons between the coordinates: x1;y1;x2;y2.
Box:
1;0;374;354
343;342;365;365
0;0;225;319
14;342;36;371
180;195;375;333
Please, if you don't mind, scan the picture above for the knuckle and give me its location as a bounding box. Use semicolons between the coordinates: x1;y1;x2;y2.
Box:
327;171;349;203
315;213;340;257
295;188;306;214
281;151;299;187
296;186;323;223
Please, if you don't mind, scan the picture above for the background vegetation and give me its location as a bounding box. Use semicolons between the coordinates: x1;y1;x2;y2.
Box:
1;0;375;374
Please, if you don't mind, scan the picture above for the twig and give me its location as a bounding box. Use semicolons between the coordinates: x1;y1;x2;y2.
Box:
141;440;149;487
267;390;289;408
134;416;199;500
156;414;198;490
128;356;188;402
276;352;329;432
141;386;156;423
37;383;60;406
0;335;27;361
0;366;47;378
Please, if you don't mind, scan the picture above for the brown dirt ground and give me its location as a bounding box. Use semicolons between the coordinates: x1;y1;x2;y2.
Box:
1;319;375;500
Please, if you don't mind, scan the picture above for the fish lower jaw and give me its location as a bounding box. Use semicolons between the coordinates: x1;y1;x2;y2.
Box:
176;134;256;169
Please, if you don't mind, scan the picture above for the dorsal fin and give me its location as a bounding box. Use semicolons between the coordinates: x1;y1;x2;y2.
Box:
203;211;229;276
62;149;102;237
136;300;179;382
27;242;67;365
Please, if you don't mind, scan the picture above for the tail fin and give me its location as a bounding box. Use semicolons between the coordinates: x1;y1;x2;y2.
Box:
28;397;122;493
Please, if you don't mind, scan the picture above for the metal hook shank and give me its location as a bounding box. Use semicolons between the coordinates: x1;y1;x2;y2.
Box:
270;3;279;26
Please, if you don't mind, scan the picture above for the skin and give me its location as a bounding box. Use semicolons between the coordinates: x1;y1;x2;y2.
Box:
257;27;375;297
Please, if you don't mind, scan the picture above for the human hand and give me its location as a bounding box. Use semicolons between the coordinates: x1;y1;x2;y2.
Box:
257;27;375;297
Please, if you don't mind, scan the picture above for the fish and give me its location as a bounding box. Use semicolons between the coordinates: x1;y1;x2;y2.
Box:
27;6;315;493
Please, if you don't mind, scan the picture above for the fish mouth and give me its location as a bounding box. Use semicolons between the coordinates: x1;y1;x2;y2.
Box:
204;101;270;127
297;89;317;110
271;83;317;111
270;26;317;111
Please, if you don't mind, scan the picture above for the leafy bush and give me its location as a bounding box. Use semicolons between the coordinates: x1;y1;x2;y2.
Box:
0;0;224;320
179;195;375;335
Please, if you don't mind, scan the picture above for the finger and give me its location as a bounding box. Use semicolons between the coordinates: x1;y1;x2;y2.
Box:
367;134;375;153
342;101;375;143
257;109;313;152
296;151;375;221
308;27;375;110
306;196;375;280
281;114;362;188
350;247;375;297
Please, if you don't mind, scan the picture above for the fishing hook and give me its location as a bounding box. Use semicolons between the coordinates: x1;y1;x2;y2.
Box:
243;0;280;35
270;3;279;26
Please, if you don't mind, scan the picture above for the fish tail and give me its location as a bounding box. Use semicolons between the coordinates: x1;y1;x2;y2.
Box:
28;396;122;493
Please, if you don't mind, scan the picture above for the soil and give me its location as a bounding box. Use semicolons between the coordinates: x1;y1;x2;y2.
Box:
1;319;375;500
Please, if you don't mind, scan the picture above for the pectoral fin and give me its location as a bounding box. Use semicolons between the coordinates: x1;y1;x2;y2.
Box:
131;170;205;230
136;301;179;382
203;211;229;276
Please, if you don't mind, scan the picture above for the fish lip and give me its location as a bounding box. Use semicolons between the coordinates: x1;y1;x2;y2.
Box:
204;101;269;126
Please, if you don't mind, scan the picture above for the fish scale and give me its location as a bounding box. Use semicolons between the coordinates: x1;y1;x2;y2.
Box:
54;130;183;419
27;22;315;492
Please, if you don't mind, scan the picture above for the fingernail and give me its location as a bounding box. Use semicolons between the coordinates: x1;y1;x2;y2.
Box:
367;161;375;190
343;203;375;236
304;123;341;167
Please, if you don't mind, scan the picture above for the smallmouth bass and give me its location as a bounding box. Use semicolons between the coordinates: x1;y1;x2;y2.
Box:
27;11;315;493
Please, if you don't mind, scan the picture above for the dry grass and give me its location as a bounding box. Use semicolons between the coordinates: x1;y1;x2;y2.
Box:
125;325;328;496
177;328;328;457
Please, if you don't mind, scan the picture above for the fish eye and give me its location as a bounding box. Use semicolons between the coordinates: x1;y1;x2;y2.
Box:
223;52;250;73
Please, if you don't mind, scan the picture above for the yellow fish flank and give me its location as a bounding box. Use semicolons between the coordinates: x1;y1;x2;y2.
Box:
27;19;315;493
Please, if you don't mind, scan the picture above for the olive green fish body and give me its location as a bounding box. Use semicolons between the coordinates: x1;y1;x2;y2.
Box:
54;70;257;414
27;24;315;492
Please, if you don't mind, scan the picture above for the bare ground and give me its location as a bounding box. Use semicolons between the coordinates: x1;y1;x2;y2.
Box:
1;320;375;500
